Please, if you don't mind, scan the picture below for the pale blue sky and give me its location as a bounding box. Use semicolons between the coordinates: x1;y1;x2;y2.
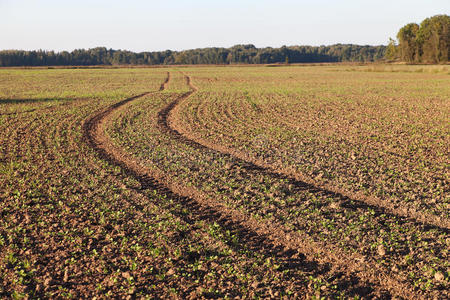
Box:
1;0;448;52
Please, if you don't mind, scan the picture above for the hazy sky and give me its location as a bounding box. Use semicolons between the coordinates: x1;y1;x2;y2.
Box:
1;0;449;52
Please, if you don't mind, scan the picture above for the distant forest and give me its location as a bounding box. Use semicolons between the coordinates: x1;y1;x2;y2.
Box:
0;44;386;67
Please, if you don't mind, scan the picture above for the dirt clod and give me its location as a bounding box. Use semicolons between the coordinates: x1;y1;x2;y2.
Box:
377;244;386;256
434;271;444;281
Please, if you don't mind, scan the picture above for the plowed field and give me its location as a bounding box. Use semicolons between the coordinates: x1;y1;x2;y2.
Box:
1;65;448;298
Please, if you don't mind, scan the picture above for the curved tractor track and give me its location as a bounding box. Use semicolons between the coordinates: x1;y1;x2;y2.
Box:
167;76;448;231
161;74;447;298
82;74;385;298
83;72;439;299
81;73;363;297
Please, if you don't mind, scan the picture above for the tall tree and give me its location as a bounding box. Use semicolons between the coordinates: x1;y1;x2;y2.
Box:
417;15;450;63
397;23;420;62
385;38;398;60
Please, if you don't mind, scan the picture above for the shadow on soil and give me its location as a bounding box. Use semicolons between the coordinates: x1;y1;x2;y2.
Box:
0;98;73;105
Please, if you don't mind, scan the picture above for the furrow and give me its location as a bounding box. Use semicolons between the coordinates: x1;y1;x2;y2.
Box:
83;73;387;298
162;73;446;298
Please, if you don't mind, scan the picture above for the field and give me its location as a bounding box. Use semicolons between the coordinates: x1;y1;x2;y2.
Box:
0;65;448;299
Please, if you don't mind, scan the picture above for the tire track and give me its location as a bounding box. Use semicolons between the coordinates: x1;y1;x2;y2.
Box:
167;75;449;231
161;73;445;299
82;72;391;298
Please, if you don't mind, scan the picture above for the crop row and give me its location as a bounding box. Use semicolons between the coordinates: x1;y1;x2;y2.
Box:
177;66;449;221
106;71;448;297
1;66;448;298
0;69;344;298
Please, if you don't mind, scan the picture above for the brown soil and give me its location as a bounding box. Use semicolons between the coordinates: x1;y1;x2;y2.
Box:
168;75;449;231
80;71;437;298
163;73;447;298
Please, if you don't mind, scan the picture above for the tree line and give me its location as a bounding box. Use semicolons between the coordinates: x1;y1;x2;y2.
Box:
386;14;449;63
0;44;386;67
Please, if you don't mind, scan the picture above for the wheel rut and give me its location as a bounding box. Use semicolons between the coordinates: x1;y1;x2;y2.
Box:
160;73;446;298
168;77;449;231
82;72;435;298
81;73;357;296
